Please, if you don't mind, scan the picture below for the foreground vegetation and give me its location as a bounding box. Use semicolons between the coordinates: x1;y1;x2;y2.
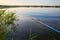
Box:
0;9;16;40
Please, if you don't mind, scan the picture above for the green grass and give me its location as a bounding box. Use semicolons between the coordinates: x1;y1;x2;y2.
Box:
0;9;16;40
29;28;39;40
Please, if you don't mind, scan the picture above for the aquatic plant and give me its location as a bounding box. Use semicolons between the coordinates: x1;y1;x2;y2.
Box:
0;9;16;40
29;28;39;40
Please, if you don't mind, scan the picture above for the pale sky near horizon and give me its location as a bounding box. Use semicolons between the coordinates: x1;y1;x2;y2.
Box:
0;0;60;5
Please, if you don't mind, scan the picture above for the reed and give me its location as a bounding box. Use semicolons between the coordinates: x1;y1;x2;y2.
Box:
0;9;16;40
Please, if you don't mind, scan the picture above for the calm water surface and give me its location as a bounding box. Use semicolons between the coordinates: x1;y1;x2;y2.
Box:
7;8;60;30
6;8;60;40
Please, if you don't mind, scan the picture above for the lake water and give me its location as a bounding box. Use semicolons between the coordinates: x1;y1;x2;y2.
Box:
5;8;60;40
7;8;60;30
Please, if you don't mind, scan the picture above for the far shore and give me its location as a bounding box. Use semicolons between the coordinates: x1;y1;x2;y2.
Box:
0;5;60;8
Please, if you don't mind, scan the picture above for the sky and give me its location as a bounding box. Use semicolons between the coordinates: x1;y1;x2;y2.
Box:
0;0;60;5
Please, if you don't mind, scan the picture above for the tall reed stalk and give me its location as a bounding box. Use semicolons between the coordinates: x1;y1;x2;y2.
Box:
0;9;16;40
